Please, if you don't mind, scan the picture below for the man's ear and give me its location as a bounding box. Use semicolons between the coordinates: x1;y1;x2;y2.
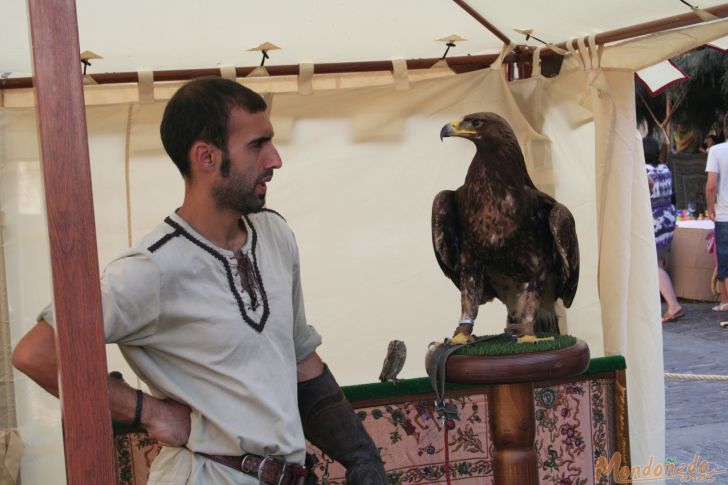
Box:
189;141;218;174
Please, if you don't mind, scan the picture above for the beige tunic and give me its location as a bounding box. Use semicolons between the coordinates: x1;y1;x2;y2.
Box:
41;210;321;483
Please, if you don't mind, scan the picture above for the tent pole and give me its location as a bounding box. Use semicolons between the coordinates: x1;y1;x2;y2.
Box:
452;0;728;53
558;3;728;50
0;54;504;89
27;0;116;483
452;0;513;45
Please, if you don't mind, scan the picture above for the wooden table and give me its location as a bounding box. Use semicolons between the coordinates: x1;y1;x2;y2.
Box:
668;220;716;302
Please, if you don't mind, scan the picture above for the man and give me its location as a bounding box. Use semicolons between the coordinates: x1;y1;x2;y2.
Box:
12;77;386;484
706;113;728;329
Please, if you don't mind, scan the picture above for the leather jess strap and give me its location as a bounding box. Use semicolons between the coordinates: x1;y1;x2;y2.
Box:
199;452;307;485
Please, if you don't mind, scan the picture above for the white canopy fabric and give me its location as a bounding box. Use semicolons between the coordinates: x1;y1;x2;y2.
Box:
2;3;728;484
1;0;728;77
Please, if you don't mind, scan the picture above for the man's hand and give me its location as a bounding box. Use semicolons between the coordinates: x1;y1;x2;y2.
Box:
708;208;716;221
14;320;192;447
109;378;192;446
142;395;192;447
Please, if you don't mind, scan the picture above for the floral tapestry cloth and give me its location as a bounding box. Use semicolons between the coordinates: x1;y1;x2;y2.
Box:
534;380;616;485
114;378;618;484
308;379;616;485
115;431;162;485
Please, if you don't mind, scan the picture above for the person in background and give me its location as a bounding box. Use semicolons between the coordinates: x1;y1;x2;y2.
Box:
644;136;684;323
672;121;700;154
705;114;728;327
701;134;718;153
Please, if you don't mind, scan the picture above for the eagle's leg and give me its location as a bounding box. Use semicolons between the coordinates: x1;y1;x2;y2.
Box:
450;279;482;345
507;285;555;344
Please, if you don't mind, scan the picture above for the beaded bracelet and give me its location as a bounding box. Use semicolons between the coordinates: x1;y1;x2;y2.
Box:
132;389;143;428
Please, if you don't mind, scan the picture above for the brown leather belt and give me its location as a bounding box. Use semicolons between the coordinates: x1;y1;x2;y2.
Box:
199;452;307;485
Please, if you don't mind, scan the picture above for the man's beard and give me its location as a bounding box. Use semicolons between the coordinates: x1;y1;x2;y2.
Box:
211;153;268;214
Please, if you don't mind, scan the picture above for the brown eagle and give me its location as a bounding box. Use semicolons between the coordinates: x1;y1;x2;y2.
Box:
433;112;579;344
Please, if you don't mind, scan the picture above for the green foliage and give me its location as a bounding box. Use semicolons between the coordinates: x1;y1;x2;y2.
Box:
636;47;728;138
672;48;728;134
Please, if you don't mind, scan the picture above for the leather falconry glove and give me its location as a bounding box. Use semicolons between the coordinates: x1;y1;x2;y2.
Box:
298;365;387;485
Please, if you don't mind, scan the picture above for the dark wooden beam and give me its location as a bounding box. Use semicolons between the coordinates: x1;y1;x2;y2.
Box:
452;0;513;45
26;0;116;483
0;53;512;89
557;3;728;50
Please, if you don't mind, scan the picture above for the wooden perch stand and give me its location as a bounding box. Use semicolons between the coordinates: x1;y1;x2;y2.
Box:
427;340;590;485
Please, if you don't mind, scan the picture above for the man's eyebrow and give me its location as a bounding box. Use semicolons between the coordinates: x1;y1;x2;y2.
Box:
248;134;273;146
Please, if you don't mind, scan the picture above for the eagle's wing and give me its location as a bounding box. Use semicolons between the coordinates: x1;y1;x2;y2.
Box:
548;202;580;307
431;190;461;290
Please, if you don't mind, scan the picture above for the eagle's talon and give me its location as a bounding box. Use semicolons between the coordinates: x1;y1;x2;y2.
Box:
516;335;555;344
448;332;473;345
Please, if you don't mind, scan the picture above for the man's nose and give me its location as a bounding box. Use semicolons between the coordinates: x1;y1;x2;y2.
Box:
265;145;283;170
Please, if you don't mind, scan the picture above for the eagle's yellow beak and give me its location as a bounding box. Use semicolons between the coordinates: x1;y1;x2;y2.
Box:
440;119;477;141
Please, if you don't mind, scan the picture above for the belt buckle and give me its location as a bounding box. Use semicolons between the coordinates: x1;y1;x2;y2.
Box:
277;462;288;485
254;455;289;485
257;456;272;485
241;454;253;474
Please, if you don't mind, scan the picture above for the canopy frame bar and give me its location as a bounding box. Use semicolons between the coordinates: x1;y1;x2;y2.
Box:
452;0;513;46
2;54;504;89
4;3;728;91
560;3;728;49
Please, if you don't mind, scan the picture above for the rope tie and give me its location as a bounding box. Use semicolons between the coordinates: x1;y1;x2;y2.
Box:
665;372;728;382
491;41;516;71
531;47;542;78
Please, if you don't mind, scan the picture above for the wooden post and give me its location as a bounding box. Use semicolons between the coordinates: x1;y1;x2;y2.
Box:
26;0;117;483
488;383;538;485
428;340;591;485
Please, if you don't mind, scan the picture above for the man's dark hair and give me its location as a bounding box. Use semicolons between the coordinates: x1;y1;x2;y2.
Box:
723;112;728;132
160;77;267;177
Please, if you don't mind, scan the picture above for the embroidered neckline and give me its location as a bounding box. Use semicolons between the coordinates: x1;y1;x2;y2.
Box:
163;215;270;333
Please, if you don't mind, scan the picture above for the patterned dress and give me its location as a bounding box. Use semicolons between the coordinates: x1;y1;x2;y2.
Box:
646;163;676;256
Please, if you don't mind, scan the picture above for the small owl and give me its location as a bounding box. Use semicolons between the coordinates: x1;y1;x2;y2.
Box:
379;340;407;384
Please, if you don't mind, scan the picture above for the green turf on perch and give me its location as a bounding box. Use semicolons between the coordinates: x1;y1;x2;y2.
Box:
454;334;577;356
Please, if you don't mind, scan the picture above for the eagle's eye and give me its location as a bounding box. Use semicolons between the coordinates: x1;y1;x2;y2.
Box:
471;119;483;128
